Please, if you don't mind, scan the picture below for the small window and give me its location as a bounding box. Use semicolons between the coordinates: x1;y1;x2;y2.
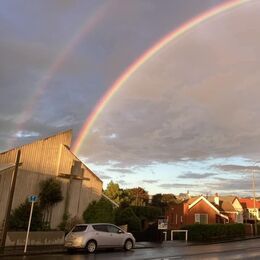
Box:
107;225;121;234
195;214;208;224
93;224;108;232
72;225;88;232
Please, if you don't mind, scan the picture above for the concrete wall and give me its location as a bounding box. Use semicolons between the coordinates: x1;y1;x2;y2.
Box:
5;231;65;246
0;130;103;229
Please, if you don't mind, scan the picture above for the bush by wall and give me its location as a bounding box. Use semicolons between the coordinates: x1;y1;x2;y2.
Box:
9;201;43;231
181;224;245;241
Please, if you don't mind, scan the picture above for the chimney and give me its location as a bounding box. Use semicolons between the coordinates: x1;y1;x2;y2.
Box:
214;193;219;205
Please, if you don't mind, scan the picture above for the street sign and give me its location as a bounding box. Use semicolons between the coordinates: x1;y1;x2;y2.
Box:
158;218;168;230
28;195;38;203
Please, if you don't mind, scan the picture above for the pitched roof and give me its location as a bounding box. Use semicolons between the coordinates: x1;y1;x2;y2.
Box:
240;198;260;208
207;196;236;212
187;196;229;220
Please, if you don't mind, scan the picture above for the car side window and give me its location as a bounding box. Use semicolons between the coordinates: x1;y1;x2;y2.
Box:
107;225;121;234
93;225;108;232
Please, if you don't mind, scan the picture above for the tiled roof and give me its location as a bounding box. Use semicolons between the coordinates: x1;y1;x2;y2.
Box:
207;196;237;212
240;198;260;208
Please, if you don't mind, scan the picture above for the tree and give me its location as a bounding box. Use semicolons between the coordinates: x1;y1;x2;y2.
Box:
39;178;63;228
104;181;121;204
115;207;141;232
9;201;43;231
128;187;149;206
151;193;165;208
83;197;115;223
104;181;133;207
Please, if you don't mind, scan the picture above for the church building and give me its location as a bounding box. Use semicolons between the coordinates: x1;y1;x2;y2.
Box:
0;130;103;228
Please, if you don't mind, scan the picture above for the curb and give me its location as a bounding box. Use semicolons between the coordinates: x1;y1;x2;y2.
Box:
0;244;154;257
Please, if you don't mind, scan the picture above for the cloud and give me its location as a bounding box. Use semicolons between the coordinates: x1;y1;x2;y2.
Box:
216;164;260;173
178;172;217;179
106;168;136;174
142;179;158;184
78;1;260;168
158;183;197;189
15;130;40;138
97;174;111;180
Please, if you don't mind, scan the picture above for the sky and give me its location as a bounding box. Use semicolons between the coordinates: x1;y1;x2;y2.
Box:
1;0;260;197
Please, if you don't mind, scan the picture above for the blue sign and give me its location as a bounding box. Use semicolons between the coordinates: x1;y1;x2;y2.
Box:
28;195;38;203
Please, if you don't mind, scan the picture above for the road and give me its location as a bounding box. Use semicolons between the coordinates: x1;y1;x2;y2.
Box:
2;239;260;259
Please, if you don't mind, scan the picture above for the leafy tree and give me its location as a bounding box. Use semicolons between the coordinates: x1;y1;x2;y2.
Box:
39;178;63;227
151;193;165;208
104;181;121;204
161;193;178;205
83;197;115;223
9;201;43;231
128;187;149;206
104;181;133;207
150;193;178;214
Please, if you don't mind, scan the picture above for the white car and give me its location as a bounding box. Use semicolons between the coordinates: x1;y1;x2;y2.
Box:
64;223;136;253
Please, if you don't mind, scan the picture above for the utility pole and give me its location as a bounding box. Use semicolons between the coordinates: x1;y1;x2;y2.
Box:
252;166;257;235
0;150;21;251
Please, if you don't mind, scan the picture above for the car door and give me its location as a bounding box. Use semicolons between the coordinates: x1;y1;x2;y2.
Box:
92;224;110;246
106;224;125;246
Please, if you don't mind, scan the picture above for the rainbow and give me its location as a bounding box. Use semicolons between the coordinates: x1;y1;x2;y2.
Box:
10;1;111;147
72;0;250;154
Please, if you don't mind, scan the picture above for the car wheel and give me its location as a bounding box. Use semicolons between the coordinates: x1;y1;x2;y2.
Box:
124;239;133;251
86;240;97;253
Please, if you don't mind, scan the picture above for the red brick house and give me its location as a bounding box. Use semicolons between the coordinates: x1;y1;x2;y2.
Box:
166;194;243;229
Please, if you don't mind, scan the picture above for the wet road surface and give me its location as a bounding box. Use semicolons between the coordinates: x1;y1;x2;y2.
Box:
1;238;260;259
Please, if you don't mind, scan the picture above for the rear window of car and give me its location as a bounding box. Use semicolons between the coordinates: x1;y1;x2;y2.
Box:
72;225;88;232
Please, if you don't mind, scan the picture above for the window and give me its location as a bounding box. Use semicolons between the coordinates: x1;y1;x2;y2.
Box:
195;214;208;224
72;225;88;232
107;225;121;233
92;224;108;232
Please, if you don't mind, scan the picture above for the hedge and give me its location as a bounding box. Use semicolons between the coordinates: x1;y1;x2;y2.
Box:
181;224;245;241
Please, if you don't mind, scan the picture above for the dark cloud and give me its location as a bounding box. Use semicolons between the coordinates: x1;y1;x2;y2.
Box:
178;172;217;179
216;164;260;173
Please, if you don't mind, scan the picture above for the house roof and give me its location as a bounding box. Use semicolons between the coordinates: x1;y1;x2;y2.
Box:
187;196;229;220
207;196;237;212
240;198;260;209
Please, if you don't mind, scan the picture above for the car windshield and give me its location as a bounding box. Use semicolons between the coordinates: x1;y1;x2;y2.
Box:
72;225;88;232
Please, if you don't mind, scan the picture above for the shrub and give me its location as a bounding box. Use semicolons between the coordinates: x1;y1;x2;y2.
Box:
9;201;43;231
181;224;245;241
115;207;141;232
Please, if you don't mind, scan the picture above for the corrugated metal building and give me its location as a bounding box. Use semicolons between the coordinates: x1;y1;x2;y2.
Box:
0;130;103;228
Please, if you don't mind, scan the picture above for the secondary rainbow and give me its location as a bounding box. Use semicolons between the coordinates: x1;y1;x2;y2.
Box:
72;0;250;154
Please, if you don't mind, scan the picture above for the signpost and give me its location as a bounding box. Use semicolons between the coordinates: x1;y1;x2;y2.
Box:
24;195;38;253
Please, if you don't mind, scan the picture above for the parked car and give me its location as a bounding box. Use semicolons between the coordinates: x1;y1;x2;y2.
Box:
64;223;136;253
